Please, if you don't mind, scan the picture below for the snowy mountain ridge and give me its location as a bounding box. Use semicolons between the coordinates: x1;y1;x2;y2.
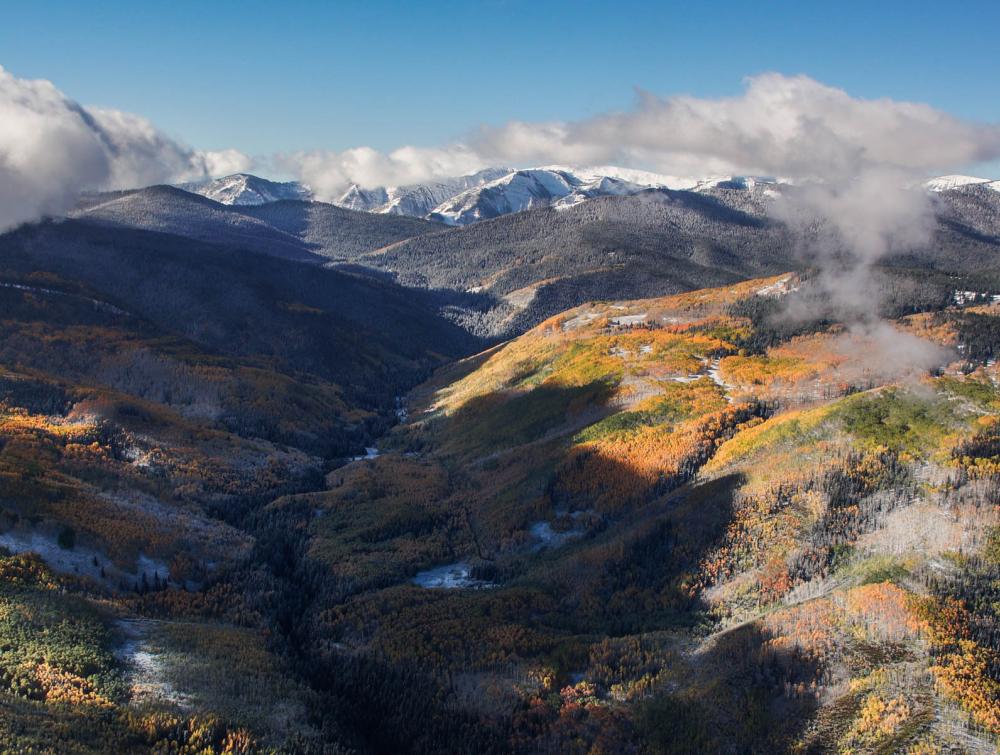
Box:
925;174;1000;193
181;173;312;206
177;169;999;225
334;168;510;217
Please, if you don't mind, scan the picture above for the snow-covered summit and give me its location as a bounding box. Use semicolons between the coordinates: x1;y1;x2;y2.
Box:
181;174;312;206
425;167;787;225
178;166;790;223
334;168;510;217
925;175;1000;193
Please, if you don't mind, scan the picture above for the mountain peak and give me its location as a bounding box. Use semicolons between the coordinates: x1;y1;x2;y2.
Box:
180;173;312;206
925;174;999;193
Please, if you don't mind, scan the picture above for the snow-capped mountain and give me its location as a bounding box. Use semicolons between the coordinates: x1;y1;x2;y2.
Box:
335;168;510;217
925;175;1000;193
426;168;642;225
426;168;787;225
181;174;312;206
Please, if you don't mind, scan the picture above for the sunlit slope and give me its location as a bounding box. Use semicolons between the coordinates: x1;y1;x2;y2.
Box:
293;272;999;752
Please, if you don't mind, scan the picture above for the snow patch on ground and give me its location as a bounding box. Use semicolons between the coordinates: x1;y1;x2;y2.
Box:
0;529;170;591
529;520;585;551
610;313;647;326
755;275;796;298
412;562;494;589
562;311;599;331
706;358;734;402
116;620;192;709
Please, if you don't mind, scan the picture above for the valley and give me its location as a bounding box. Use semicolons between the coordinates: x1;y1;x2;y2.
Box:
0;173;999;752
5;7;1000;751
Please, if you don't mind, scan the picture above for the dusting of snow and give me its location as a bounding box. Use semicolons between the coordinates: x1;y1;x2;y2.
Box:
394;396;408;423
610;313;647;327
412;562;494;589
562;311;600;331
529;520;585;550
0;529;170;591
953;290;1000;305
707;358;732;399
755;275;797;298
116;620;193;709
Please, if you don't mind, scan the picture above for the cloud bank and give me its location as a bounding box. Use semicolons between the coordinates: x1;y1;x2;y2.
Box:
0;66;250;230
287;73;1000;199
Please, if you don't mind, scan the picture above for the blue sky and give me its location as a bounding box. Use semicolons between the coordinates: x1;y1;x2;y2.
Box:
4;0;999;171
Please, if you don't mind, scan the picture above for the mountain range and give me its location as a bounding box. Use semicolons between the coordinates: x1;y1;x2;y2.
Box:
182;167;1000;232
143;169;1000;339
182;166;788;225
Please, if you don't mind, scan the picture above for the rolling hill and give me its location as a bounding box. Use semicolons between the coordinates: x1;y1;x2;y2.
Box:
72;185;444;262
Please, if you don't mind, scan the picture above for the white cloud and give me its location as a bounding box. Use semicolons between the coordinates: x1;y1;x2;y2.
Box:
0;66;250;230
281;74;1000;204
278;145;486;203
465;74;1000;180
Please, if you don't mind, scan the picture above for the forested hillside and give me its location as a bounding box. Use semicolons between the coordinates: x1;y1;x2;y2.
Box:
0;213;485;751
2;181;1000;752
360;183;1000;337
247;273;999;752
72;186;444;262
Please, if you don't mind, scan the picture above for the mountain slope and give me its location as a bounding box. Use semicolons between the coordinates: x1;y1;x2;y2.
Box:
360;181;1000;337
73;185;319;262
235;199;444;260
3;265;1000;751
283;273;999;752
363;187;797;335
73;186;444;261
334;166;785;225
0;218;478;413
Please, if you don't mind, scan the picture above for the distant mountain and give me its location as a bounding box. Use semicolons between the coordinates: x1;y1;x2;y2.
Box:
181;173;312;205
0;218;477;418
360;178;1000;337
170;168;790;227
172;170;1000;228
72;185;443;261
926;174;1000;193
346;166;785;226
427;168;641;225
76;173;1000;341
365;185;796;335
334;168;510;217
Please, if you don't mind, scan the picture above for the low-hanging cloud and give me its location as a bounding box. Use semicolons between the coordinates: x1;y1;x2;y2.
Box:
0;65;251;231
511;73;1000;179
276;145;488;203
288;73;1000;197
